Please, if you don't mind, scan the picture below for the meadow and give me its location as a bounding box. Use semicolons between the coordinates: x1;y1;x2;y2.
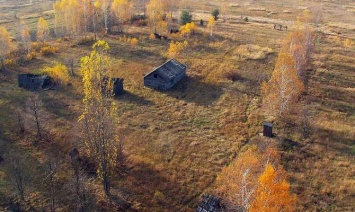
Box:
0;0;354;211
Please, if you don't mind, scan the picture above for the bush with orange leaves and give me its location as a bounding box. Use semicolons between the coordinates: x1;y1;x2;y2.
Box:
130;37;138;46
149;33;156;40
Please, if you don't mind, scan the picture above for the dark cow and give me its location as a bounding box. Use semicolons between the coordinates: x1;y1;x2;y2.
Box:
274;24;288;31
154;33;168;40
169;29;179;34
154;33;162;39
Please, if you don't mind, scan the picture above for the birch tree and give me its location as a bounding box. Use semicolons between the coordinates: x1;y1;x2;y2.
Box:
26;94;44;139
261;53;304;119
112;0;133;32
37;17;49;42
5;152;28;202
79;0;91;33
0;26;14;70
78;40;118;195
21;28;31;54
215;145;280;211
146;0;166;33
96;0;111;34
207;16;216;38
250;164;296;212
54;0;84;38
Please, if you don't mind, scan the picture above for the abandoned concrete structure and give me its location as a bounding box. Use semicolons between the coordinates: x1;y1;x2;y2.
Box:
144;59;186;90
18;74;51;91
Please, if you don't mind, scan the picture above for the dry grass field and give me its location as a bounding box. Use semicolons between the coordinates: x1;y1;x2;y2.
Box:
0;0;354;211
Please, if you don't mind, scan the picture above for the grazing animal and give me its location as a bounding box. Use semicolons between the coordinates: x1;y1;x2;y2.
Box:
154;33;162;39
274;24;288;31
169;29;179;34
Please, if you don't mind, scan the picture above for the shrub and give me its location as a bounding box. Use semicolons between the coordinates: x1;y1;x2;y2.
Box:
26;51;37;61
166;41;188;58
211;9;220;20
77;36;95;46
4;59;16;67
235;44;273;60
130;15;146;23
126;37;131;44
138;35;146;42
31;42;42;51
153;190;165;204
136;19;147;26
130;37;138;46
344;38;353;48
43;63;70;84
40;46;59;56
244;17;249;22
180;22;198;36
180;10;192;25
224;70;242;82
149;33;156;40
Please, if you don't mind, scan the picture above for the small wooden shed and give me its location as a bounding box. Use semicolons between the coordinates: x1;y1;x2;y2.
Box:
18;74;51;91
263;122;273;137
112;78;124;96
196;194;222;212
69;148;80;161
144;59;186;90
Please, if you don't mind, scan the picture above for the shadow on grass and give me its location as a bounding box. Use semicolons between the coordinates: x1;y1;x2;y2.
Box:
122;161;191;211
165;75;224;106
107;193;134;211
115;90;154;106
109;43;163;61
312;126;355;156
313;96;355;116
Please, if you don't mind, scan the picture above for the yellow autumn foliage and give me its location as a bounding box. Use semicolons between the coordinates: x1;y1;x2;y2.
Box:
37;17;49;42
130;37;138;46
261;52;304;118
344;38;353;48
166;40;188;58
179;22;198;36
250;164;296;212
0;26;14;59
149;33;156;40
40;46;59;56
43;63;70;84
